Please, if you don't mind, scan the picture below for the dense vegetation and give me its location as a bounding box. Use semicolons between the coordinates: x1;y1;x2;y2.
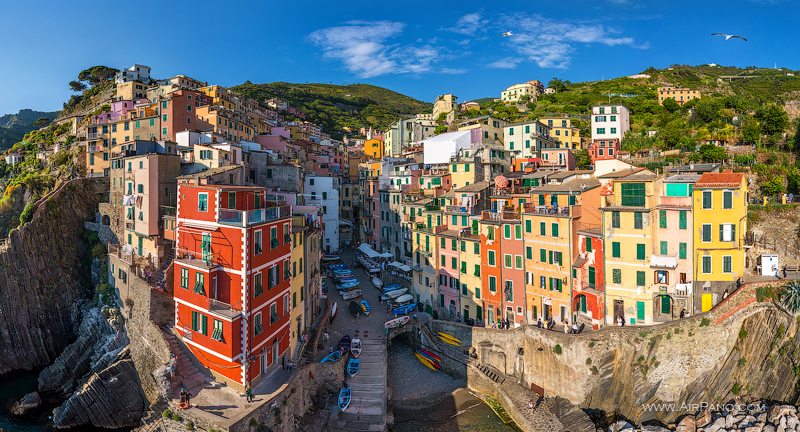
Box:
232;81;432;139
0;109;59;150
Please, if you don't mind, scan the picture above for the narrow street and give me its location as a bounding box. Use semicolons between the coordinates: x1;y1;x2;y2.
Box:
324;249;397;431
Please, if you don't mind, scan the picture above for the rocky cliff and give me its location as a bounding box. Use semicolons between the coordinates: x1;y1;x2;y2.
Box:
431;283;800;425
0;178;108;374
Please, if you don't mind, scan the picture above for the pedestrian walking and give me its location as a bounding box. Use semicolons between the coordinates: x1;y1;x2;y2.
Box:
616;316;623;327
537;318;542;329
563;321;569;334
245;385;254;403
679;308;686;319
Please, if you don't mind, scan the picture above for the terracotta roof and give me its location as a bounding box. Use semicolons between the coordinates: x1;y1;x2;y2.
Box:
535;178;600;193
695;171;744;187
455;181;490;193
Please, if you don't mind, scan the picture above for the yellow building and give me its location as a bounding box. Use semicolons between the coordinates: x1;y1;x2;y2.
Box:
522;176;601;325
539;116;581;149
115;81;148;100
449;160;478;190
410;198;444;310
289;220;306;361
364;139;384;159
692;171;748;311
657;87;701;106
600;168;661;326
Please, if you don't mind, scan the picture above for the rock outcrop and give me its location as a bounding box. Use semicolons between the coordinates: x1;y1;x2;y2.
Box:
51;347;147;429
11;392;41;415
0;178;108;373
611;401;800;432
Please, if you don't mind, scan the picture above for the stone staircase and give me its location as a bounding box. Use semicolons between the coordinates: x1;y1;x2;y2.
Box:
476;363;505;384
161;326;213;398
328;337;388;432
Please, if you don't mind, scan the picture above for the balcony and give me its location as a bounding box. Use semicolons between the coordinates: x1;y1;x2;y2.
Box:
493;186;531;197
445;205;479;215
459;227;480;240
481;210;520;222
522;204;581;218
218;205;291;227
207;298;242;319
88;132;100;140
175;248;221;270
657;196;691;208
424;203;441;211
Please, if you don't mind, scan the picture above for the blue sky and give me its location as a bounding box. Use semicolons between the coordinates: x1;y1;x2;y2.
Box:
1;0;797;115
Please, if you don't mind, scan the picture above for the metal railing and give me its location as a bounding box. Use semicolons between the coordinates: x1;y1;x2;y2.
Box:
481;210;520;221
218;205;291;226
522;204;580;218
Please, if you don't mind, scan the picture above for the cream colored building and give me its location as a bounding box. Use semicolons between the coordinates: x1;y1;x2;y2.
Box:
657;87;701;106
433;94;458;120
500;80;544;103
539;116;581;149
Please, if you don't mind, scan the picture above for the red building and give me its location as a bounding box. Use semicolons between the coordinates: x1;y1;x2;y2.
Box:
161;89;212;141
173;183;292;389
479;219;502;326
588;139;620;162
573;227;605;328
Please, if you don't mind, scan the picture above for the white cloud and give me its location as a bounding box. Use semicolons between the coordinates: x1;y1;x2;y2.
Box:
499;14;643;69
488;57;522;69
308;21;442;78
449;13;486;36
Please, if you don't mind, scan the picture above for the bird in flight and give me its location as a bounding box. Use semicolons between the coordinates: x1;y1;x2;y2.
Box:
500;31;513;37
711;33;748;41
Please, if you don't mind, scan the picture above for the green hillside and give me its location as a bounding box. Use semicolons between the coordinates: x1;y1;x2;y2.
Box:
232;82;432;138
0;109;59;150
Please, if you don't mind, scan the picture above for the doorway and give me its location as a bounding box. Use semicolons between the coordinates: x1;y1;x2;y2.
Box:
613;300;625;324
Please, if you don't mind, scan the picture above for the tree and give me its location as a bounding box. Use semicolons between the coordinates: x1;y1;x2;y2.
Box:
77;65;118;85
661;97;679;114
779;281;800;313
761;176;786;196
434;124;448;135
740;117;760;144
755;104;789;138
791;119;800;155
695;144;727;163
68;80;87;92
548;78;567;92
693;98;723;124
574;149;592;169
32;117;51;128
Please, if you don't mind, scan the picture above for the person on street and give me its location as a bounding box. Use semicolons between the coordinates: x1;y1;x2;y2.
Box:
563;321;569;334
245;385;254;403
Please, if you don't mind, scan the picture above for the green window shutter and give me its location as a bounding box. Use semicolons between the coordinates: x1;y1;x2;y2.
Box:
636;271;645;286
461;261;467;273
525;220;532;233
612;242;621;258
461;241;466;252
634;212;643;229
526;246;532;259
723;256;732;273
702;225;711;242
636;244;645;260
191;311;197;330
660;241;668;255
451;239;457;250
636;301;645;321
702;191;712;209
679;211;687;229
585;237;592;252
659;210;667;228
612;211;620;228
488;251;495;266
538;194;545;205
539;222;546;236
679;242;687;259
620;183;645;206
475;288;481;299
703;256;711;273
548;251;553;264
552;223;559;237
515;225;521;239
504;225;511;238
473;243;480;254
504;254;512;268
474;265;481;276
612;269;621;284
661;296;671;314
588;266;596;287
540;249;546;262
201;314;208;335
441;237;446;248
723;191;733;209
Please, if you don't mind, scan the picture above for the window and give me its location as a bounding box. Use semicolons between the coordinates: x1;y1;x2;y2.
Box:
270;226;278;249
659;210;667;228
656;270;668;284
270;303;278;324
720;223;736;242
679;210;687;229
488;250;496;266
201;233;212;262
489;276;497;292
268;265;278;288
539;222;546;236
515;255;523;269
723;190;733;209
254;230;263;255
636;271;645;287
451;257;457;270
504;254;512;268
191;311;207;335
702;190;712;209
526;246;533;260
634;212;643;229
596;128;606;135
612;242;621;258
551;223;559;237
660;241;668;255
254;312;263;336
254;273;263;296
585;237;593;252
211;320;224;342
198;193;208;211
636;244;645;260
611;211;620;228
487;227;494;240
227;192;236;208
473;243;480;255
679;242;687;259
504;281;513;302
474;265;481;276
180;268;188;289
723;256;733;273
475;287;481;299
588;266;596;288
612;268;622;284
515;225;522;239
504;225;511;239
702;224;712;242
702;256;712;274
194;272;205;294
620;183;646;207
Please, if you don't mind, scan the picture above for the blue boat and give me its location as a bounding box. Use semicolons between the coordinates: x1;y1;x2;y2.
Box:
337;281;360;290
320;350;342;363
360;299;371;316
334;274;356;280
338;387;351;411
333;268;352;273
381;283;402;293
392;303;417;316
347;358;360;377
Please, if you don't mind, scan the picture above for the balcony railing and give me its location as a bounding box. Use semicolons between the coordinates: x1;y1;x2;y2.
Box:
424;204;441;211
218;205;291;227
522;204;581;218
481;210;520;221
207;298;242;319
445;205;479;215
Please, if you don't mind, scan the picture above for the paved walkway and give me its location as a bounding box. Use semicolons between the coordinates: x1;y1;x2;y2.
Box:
325;249;397;432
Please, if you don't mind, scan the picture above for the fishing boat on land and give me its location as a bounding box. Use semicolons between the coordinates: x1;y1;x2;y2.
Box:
320;350;342;363
347;358;361;377
360;299;371;315
372;277;383;288
418;349;442;369
338;386;351;411
414;351;438;371
381;283;402;293
392;303;416;316
350;338;362;358
322;254;341;262
337;281;359;290
380;288;408;301
437;332;463;347
342;290;363;301
384;315;411;329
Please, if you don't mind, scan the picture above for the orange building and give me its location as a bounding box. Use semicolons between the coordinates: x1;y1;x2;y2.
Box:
364;139;384;159
173;183;293;390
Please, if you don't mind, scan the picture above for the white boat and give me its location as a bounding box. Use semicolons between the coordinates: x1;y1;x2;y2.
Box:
350;338;362;358
380;288;408;301
384;315;411;329
342;289;363;301
372;277;383;288
392;294;414;307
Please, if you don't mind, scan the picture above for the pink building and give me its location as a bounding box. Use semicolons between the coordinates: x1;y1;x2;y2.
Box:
438;230;462;319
